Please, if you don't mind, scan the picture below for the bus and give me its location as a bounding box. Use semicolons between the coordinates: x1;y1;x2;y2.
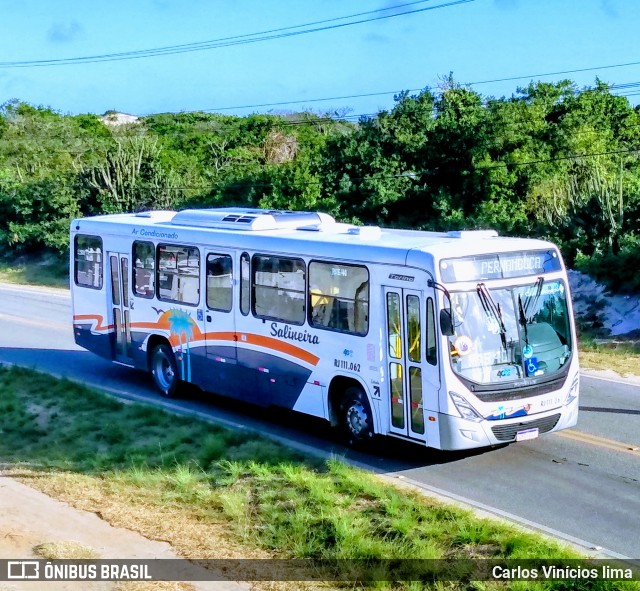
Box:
70;207;579;450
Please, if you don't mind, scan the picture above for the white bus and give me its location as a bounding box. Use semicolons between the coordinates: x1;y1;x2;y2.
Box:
70;207;579;450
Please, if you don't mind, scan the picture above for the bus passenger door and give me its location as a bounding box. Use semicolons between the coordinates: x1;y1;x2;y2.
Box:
108;252;134;364
384;287;440;443
203;251;238;396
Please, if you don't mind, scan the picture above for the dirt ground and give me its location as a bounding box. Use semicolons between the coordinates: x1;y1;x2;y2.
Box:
0;474;250;591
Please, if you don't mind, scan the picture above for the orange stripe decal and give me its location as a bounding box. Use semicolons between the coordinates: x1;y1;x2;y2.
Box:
75;313;319;366
198;331;319;366
73;314;114;332
236;333;320;366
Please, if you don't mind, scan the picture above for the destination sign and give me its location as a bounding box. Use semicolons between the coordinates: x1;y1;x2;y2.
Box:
439;249;562;283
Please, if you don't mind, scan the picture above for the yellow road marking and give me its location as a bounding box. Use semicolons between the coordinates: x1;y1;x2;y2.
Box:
556;429;640;456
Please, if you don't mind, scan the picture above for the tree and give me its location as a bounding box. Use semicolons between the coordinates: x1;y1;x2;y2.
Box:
82;134;181;213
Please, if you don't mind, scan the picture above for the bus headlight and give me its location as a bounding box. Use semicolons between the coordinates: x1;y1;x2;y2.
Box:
449;391;483;423
565;373;579;406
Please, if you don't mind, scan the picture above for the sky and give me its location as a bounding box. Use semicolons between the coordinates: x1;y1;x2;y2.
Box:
0;0;639;119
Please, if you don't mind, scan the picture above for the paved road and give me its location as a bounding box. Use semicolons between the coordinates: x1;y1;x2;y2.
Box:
1;282;639;559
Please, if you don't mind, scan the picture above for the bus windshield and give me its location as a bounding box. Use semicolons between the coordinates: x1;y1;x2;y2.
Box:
448;279;572;386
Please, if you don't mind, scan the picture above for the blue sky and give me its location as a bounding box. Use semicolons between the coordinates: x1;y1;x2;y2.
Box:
0;0;639;118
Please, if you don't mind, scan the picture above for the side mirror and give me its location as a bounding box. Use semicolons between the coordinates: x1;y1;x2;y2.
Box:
440;309;454;336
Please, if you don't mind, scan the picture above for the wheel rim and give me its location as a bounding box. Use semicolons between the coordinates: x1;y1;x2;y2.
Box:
346;401;369;439
155;353;175;392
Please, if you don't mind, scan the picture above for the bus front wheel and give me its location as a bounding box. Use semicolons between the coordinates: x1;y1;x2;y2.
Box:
151;344;179;398
340;386;374;447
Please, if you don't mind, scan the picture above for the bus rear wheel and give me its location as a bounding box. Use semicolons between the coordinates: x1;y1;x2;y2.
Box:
340;386;374;447
151;344;179;398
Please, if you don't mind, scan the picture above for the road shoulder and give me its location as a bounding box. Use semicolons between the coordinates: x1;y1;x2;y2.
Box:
0;471;248;591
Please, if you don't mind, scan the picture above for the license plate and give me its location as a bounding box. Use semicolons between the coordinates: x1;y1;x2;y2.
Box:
516;427;539;442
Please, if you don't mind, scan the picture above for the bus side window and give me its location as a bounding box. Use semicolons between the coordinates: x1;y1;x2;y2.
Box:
252;255;305;325
309;261;369;336
354;280;369;335
426;297;437;366
240;252;250;316
206;254;233;312
133;240;155;298
157;244;200;306
74;235;103;289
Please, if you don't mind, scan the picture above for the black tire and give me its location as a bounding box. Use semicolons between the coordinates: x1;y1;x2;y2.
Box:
339;385;375;447
151;343;179;398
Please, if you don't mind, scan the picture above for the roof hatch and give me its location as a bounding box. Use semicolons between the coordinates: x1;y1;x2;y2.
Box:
446;230;498;239
170;208;335;231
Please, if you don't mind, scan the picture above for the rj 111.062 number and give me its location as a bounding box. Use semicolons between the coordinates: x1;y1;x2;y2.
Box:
334;359;361;372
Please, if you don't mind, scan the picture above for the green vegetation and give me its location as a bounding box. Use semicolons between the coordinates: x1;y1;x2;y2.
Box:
0;253;68;288
2;79;640;292
0;366;634;590
578;339;640;376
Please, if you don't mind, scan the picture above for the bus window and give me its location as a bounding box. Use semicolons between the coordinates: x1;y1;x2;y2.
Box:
426;297;437;366
407;294;421;362
309;262;369;335
386;292;402;359
110;255;121;306
157;244;200;306
74;235;103;289
133;241;155;298
240;252;250;316
410;366;425;434
253;255;305;325
206;254;233;312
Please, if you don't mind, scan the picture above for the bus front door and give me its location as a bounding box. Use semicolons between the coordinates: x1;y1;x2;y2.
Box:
108;252;133;364
384;287;439;443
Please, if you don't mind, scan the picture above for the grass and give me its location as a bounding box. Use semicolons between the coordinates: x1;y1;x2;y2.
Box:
578;337;640;377
0;254;69;289
112;584;195;591
0;366;635;590
33;541;101;560
579;350;640;376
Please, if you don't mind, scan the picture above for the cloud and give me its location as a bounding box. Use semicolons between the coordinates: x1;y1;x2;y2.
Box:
150;0;210;9
48;20;83;44
365;33;391;44
376;0;418;16
600;0;619;18
493;0;519;9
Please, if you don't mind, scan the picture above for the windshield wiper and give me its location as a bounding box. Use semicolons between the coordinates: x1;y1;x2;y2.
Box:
518;293;529;346
476;283;507;351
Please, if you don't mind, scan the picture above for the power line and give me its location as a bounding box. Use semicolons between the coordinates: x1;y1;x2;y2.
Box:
0;0;473;69
3;76;639;142
476;147;640;170
200;91;419;113
180;145;640;191
130;80;640;135
3;98;638;143
467;60;640;87
194;73;640;115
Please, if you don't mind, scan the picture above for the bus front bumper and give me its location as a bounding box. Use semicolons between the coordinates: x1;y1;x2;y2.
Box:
437;396;579;451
